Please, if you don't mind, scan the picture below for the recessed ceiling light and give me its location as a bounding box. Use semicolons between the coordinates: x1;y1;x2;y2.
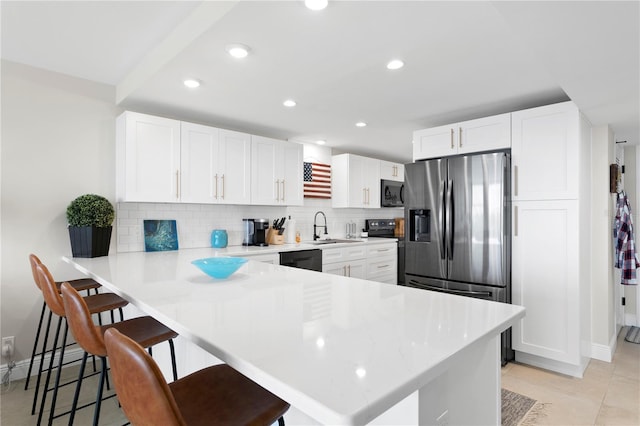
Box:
183;79;200;88
226;44;250;59
386;59;404;70
355;122;367;127
305;0;328;11
316;140;326;145
283;99;297;107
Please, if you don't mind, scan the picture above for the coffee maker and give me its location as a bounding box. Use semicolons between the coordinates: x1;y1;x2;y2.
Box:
253;219;269;246
242;218;270;246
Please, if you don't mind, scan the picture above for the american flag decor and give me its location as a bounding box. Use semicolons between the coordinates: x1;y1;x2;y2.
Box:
303;162;332;198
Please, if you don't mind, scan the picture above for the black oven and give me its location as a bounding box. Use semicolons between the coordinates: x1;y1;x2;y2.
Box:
365;219;404;285
380;180;404;207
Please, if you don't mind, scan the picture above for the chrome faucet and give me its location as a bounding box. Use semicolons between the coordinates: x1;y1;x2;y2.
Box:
313;211;328;241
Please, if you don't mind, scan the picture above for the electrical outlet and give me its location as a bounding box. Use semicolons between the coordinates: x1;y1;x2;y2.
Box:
2;336;15;359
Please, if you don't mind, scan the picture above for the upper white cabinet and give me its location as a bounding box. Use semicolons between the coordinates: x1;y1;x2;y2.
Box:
117;111;251;204
251;136;303;205
116;111;181;202
511;102;579;201
413;113;511;161
380;160;404;182
332;154;380;208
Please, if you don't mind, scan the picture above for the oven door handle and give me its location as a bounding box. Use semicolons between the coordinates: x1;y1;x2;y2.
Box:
407;280;492;298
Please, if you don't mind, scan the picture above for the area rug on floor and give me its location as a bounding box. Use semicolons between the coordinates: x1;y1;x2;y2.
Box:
624;326;640;344
502;388;536;426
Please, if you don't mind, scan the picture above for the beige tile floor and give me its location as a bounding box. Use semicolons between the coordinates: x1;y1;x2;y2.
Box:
1;328;639;425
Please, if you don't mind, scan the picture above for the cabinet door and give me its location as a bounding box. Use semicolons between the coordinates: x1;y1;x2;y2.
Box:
363;156;381;208
219;129;251;205
281;141;303;206
323;261;348;277
413;124;456;161
512;199;580;364
251;135;279;205
346;259;366;279
458;113;511;154
347;155;366;208
122;112;181;202
512;102;579;201
380;160;404;182
180;122;218;203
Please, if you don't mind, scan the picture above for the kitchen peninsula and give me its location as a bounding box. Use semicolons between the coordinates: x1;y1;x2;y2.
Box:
64;248;525;425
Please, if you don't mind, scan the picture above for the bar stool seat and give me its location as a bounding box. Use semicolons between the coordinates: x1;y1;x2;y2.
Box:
105;327;290;426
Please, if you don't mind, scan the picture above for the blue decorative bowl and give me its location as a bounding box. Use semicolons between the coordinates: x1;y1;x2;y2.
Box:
191;257;248;279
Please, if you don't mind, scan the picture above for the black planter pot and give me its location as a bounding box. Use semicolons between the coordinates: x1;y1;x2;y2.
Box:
68;226;112;258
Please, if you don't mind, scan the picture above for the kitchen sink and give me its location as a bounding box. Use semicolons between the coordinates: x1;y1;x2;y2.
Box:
308;239;362;245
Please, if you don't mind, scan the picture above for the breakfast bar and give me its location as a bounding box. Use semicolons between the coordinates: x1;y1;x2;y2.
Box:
63;248;525;425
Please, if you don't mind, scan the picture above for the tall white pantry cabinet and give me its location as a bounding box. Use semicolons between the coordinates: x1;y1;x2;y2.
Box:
511;101;592;378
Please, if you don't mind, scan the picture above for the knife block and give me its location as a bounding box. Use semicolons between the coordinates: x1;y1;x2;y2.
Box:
267;228;284;245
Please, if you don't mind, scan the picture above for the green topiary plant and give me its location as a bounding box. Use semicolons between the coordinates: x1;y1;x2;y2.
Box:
66;194;115;228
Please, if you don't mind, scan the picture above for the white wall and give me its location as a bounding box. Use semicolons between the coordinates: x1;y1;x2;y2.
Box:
1;60;119;369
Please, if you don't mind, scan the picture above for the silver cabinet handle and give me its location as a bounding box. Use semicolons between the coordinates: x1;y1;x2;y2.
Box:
343;265;347;276
221;174;225;199
281;179;285;202
363;188;366;204
514;165;518;197
347;264;351;277
514;206;518;237
377;264;389;269
214;174;219;199
459;127;462;148
176;170;180;199
275;179;280;201
450;128;454;149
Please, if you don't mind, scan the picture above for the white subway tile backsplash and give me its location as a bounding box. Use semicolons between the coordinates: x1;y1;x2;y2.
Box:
116;202;403;252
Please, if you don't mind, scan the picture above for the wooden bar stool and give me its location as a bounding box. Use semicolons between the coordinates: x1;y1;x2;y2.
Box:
104;327;290;426
25;254;102;392
35;263;129;426
61;282;179;426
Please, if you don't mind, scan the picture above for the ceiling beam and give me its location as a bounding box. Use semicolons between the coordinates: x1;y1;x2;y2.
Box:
116;1;239;104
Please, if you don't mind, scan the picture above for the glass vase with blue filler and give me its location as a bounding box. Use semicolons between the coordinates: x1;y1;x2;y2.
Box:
211;229;228;248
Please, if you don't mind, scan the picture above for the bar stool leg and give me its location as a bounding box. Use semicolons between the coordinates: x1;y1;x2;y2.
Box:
35;316;62;426
92;357;108;426
31;310;54;415
24;302;47;390
68;352;88;426
46;321;69;426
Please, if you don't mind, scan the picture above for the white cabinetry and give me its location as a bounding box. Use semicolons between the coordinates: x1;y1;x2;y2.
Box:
380;160;404;182
116;111;181;202
332;154;380;208
251;136;303;206
117;111;250;204
322;245;366;279
413;113;511;161
511;101;591;378
365;242;397;284
180;123;251;204
242;253;279;264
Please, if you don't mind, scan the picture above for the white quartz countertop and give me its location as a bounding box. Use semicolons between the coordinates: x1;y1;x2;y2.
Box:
209;237;397;257
63;248;524;425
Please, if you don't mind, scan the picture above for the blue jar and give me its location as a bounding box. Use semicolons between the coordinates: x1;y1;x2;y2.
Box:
211;229;228;248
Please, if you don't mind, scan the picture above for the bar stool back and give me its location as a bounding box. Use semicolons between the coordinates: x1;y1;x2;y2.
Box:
104;327;290;426
61;282;178;426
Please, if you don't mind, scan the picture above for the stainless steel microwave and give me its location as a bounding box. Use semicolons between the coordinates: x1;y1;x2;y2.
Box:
380;180;404;207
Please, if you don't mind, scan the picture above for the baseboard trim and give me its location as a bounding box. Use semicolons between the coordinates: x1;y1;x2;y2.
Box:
0;347;86;382
591;334;616;363
514;351;588;378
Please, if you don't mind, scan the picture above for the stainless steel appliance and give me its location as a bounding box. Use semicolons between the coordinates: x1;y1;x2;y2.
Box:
380;180;404;207
242;218;255;246
365;219;404;284
403;151;513;364
279;249;322;272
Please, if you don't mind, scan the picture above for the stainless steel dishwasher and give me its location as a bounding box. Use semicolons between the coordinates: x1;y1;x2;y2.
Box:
279;249;322;272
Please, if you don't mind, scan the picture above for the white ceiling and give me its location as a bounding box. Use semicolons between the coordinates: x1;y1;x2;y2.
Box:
2;1;638;163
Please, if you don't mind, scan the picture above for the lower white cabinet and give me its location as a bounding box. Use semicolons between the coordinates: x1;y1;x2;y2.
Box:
365;243;397;284
512;199;589;377
242;253;279;264
322;245;367;278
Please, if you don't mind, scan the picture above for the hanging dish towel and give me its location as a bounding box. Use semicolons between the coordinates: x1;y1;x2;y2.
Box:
614;192;639;285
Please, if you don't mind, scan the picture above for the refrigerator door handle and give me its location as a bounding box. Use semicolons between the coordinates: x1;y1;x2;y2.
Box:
439;180;446;260
446;179;454;259
407;280;492;298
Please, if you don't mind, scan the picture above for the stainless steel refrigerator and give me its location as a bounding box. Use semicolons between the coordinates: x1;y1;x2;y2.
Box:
403;150;513;363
